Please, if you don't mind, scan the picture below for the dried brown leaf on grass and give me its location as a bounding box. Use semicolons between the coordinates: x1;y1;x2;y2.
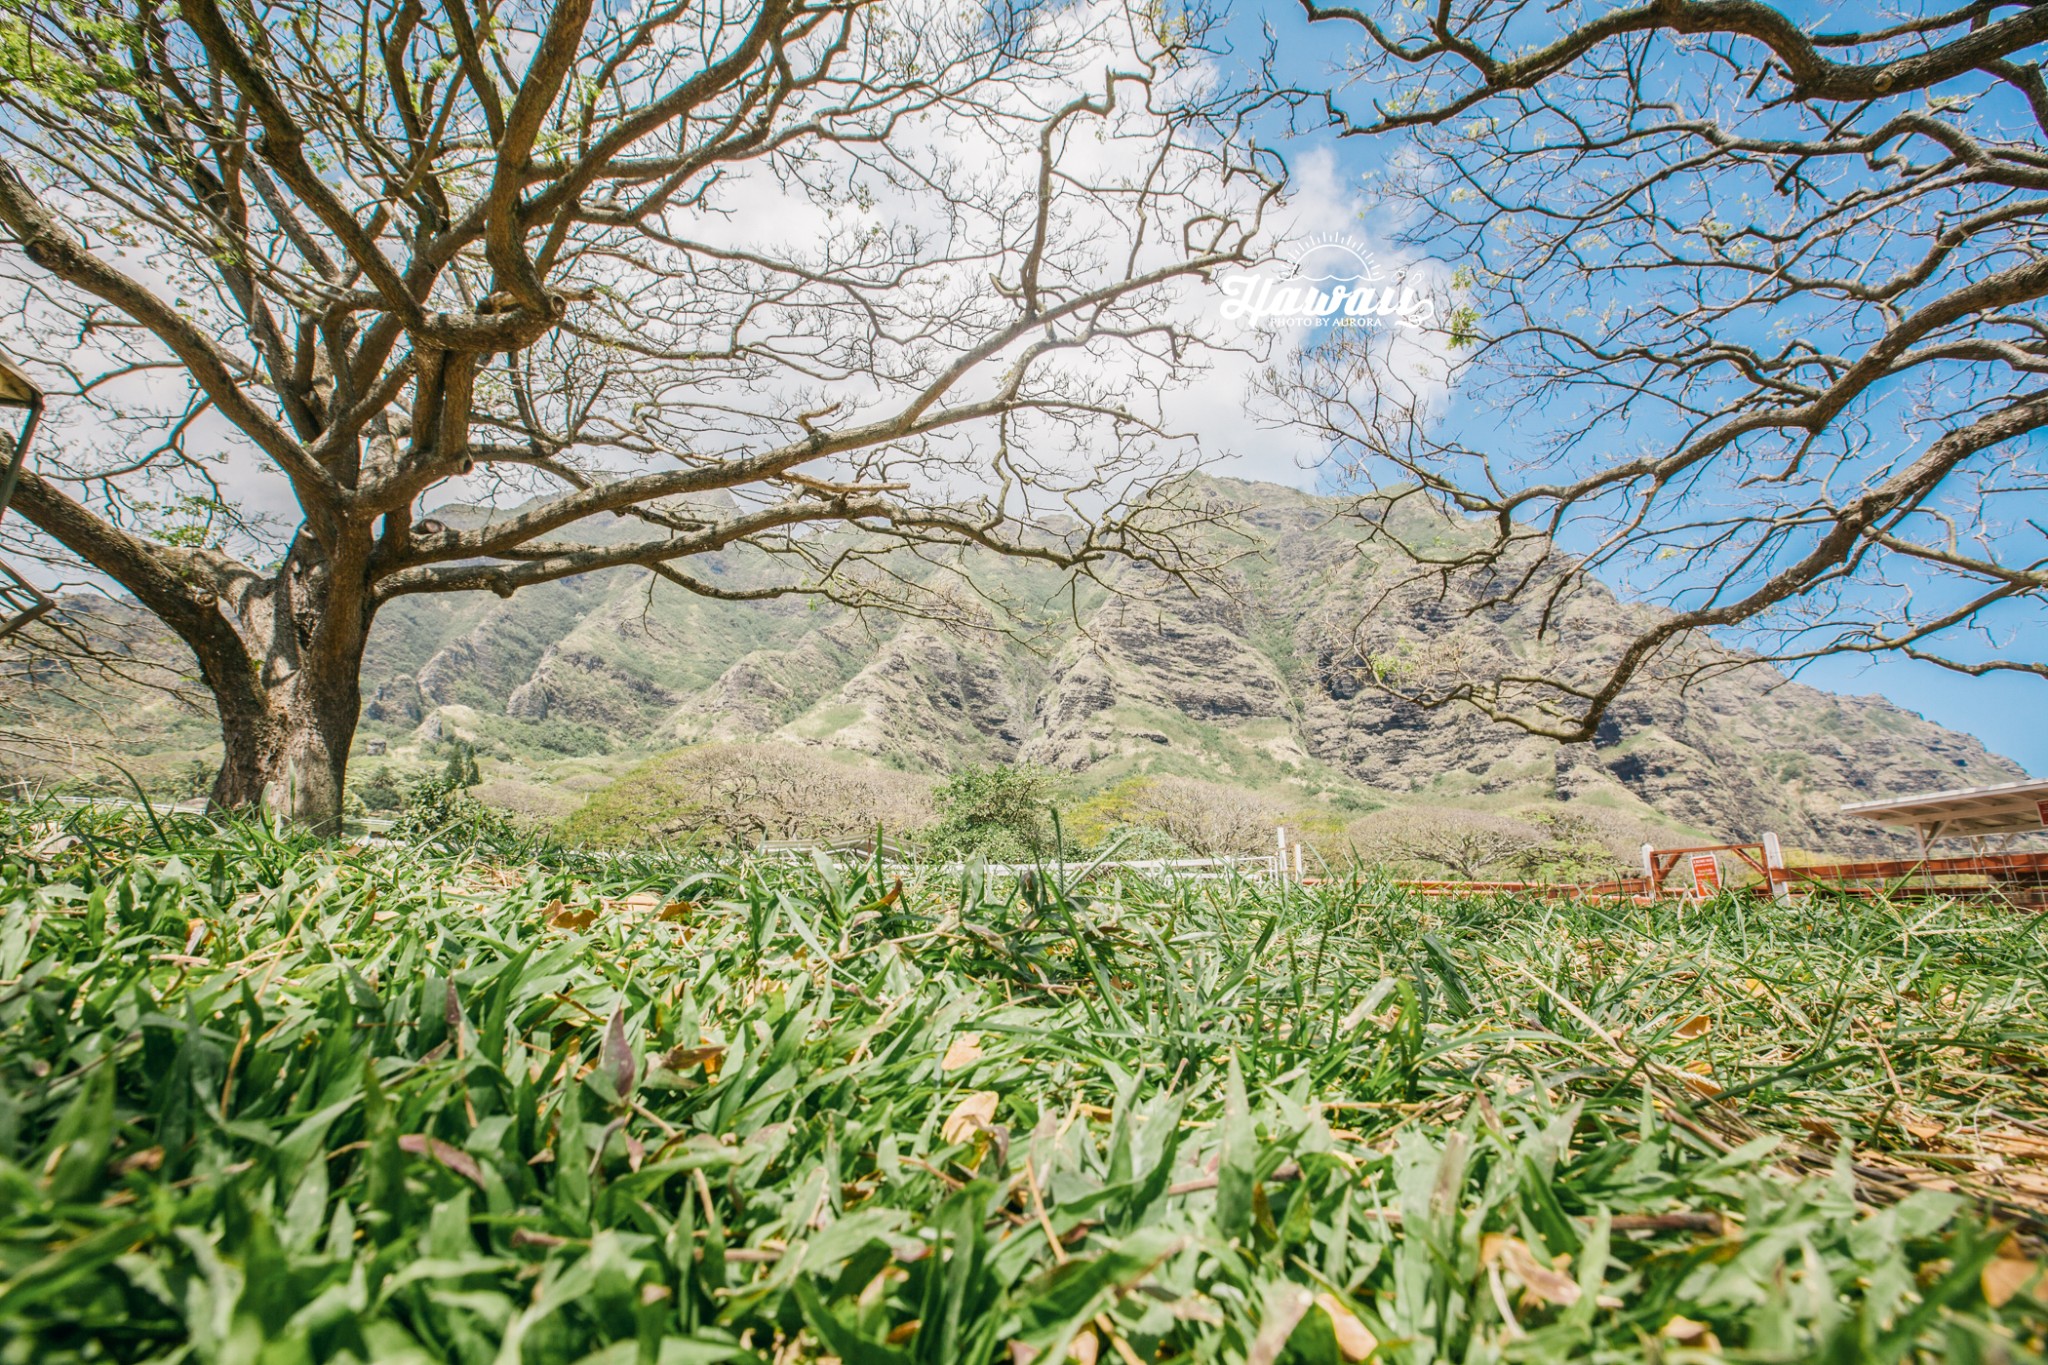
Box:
1482;1233;1582;1307
663;1043;725;1077
1314;1292;1378;1360
942;1091;1000;1144
546;899;597;930
396;1134;486;1187
1984;1242;2046;1308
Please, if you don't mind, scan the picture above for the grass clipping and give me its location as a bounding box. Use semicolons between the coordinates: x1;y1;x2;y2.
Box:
0;809;2045;1362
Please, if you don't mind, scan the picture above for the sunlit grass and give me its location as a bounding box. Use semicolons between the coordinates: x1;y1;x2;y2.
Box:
1;804;2043;1362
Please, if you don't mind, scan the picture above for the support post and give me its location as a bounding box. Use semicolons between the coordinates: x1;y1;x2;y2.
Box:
1762;832;1790;905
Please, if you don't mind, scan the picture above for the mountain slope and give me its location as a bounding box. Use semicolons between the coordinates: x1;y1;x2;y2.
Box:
6;478;2024;850
358;478;2021;850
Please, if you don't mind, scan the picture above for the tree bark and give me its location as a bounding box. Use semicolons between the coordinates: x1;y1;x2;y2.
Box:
212;660;362;834
210;530;372;834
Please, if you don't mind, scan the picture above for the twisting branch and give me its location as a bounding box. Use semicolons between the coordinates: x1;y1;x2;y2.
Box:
1264;0;2048;738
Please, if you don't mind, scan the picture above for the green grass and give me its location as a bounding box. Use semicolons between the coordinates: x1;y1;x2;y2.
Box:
1;807;2044;1363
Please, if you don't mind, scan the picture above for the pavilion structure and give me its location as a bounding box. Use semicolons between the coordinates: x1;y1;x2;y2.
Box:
1838;776;2048;853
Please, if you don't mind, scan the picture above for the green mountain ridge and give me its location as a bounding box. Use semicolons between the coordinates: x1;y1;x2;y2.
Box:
359;478;2022;851
5;478;2024;851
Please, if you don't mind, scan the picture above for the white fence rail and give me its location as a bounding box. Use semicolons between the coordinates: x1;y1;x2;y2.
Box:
757;846;1286;883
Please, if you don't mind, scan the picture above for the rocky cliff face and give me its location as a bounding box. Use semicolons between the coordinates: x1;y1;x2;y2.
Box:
46;478;2010;849
354;478;2027;850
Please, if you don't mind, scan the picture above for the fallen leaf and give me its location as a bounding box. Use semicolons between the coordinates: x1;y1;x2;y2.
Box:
510;1228;568;1248
1902;1118;1945;1143
547;900;597;930
110;1146;165;1176
1483;1234;1581;1307
606;893;661;915
942;1091;1000;1144
1798;1117;1839;1141
397;1133;487;1188
1315;1292;1378;1361
658;899;695;922
33;831;82;858
1674;1013;1713;1040
1680;1063;1723;1098
942;1033;985;1072
664;1043;727;1074
1661;1315;1716;1345
1983;1255;2044;1308
602;1006;637;1102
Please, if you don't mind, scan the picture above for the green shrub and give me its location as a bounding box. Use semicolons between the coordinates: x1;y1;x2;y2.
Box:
349;764;407;813
923;763;1061;861
396;771;514;844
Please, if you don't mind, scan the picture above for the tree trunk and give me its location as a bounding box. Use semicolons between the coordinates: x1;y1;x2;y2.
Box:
212;664;362;835
9;469;375;836
206;531;373;836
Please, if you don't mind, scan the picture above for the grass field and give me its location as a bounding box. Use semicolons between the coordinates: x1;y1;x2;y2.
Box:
1;808;2044;1363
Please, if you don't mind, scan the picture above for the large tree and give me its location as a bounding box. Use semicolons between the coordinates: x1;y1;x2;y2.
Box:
1273;0;2048;739
0;0;1274;828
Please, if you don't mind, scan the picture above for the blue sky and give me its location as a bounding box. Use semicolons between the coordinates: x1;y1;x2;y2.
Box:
1219;0;2047;778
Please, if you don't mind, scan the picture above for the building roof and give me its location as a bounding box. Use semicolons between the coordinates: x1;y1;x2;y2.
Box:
1840;777;2048;840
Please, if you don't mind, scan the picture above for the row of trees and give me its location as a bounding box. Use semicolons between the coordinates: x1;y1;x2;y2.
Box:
558;746;1659;879
1;0;2039;827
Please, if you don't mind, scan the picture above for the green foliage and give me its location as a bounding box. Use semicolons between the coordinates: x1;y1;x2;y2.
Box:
349;764;408;813
923;764;1061;861
395;772;513;845
0;7;136;114
0;809;2044;1362
510;717;616;758
442;738;482;789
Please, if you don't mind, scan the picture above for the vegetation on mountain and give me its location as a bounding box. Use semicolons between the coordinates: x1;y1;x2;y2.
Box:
2;808;2044;1361
4;481;2027;855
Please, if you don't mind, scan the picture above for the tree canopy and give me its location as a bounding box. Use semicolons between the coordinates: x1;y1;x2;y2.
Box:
0;0;1275;826
1273;0;2048;737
